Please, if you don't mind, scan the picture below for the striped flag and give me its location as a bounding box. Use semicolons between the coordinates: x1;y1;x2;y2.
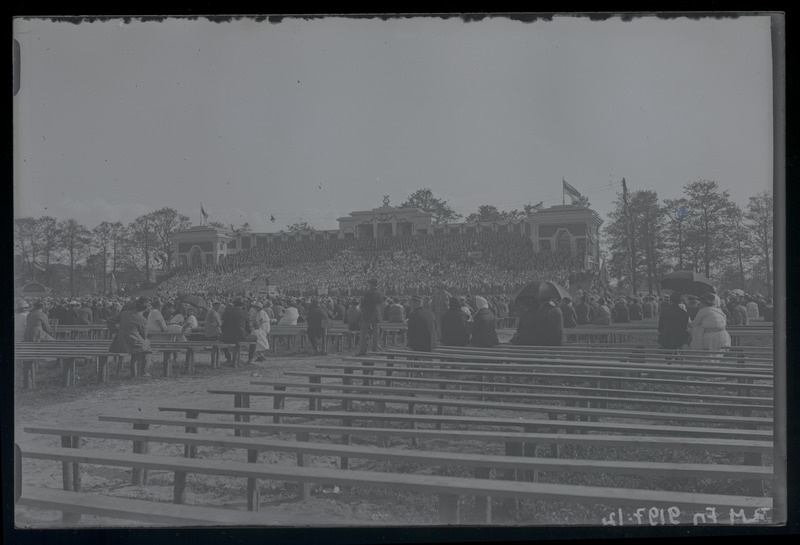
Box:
563;179;582;202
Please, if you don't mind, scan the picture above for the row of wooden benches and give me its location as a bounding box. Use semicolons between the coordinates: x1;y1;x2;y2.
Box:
17;343;777;526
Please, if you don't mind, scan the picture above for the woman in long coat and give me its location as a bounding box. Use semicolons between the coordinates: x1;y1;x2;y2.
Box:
657;293;690;349
407;295;438;352
470;296;499;348
689;293;731;358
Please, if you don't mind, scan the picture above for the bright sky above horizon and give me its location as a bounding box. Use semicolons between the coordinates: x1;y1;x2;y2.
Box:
13;14;775;232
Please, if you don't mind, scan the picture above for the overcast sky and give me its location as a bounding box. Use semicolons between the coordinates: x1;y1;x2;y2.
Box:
13;14;775;232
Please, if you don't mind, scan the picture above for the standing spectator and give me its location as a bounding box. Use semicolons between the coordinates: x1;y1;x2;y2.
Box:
641;296;654;319
221;299;252;365
346;301;362;331
333;299;346;321
204;301;223;340
109;297;153;377
356;278;385;356
248;301;271;362
685;296;701;320
561;297;578;329
430;282;450;341
15;300;31;342
613;299;630;323
537;298;564;346
441;297;470;347
407;295;437;352
658;293;690;349
470;296;499;347
510;296;540;346
75;302;93;325
305;300;328;355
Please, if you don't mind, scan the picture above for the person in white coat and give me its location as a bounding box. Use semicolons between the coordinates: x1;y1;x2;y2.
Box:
248;301;271;362
689;293;731;360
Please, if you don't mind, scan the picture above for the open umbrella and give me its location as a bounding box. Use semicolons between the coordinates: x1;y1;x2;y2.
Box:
515;280;571;303
179;294;209;310
658;271;715;296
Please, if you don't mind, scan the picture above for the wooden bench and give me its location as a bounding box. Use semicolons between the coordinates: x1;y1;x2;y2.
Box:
19;443;772;525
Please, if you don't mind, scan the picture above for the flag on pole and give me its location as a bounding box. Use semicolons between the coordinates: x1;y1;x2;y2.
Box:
201;203;209;225
563;179;582;203
111;272;118;294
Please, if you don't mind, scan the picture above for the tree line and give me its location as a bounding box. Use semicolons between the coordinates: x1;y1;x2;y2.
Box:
14;207;191;296
603;180;773;296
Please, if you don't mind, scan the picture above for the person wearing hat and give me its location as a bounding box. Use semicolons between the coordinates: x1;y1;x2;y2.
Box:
356;278;386;356
407;294;437;352
590;298;612;326
385;298;406;324
109;297;153;377
688;292;731;359
248;301;272;362
657;292;690;350
470;296;499;348
641;296;654;319
75;301;93;325
537;298;565;346
221;299;252;365
440;296;470;347
628;297;643;321
685;295;701;321
612;298;630;323
305;299;329;355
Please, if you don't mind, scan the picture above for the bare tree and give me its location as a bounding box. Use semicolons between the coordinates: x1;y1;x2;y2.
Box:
149;207;191;271
58;219;92;296
745;191;774;296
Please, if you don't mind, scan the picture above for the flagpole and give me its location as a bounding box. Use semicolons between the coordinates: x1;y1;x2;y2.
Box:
562;178;565;205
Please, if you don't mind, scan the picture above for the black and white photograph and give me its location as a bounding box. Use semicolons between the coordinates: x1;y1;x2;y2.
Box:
10;12;785;533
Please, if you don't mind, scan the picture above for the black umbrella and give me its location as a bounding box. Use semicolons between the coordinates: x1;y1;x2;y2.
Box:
515;280;571;303
658;271;715;296
179;294;209;310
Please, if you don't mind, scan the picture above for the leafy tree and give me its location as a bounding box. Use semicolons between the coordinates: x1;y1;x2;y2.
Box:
129;213;158;285
603;189;668;293
38;216;61;287
725;203;753;290
14;217;39;281
399;188;462;224
58;219;92;296
664;198;690;270
149;207;191;270
682;180;736;278
745;191;774;296
572;195;591;208
287;221;312;233
92;222;114;293
523;201;544;215
465;205;529;223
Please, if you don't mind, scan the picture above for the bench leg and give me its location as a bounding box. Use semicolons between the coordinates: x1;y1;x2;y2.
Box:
499;441;522;519
473;467;492;523
22;361;37;390
175;411;198;503
247;449;260;511
295;432;311;501
98;356;109;384
185;348;195;374
61;358;76;387
131;423;150;485
60;435;81;524
438;494;459;524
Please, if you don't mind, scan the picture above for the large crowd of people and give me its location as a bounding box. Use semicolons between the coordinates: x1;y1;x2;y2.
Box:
158;232;588;299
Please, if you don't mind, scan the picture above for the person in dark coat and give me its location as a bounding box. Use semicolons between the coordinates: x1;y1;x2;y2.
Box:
221;299;252;364
470;296;499;347
440;297;470;346
561;297;578;328
357;278;386;355
537;299;564;346
685;296;702;321
613;299;630;323
306;300;329;354
641;297;654;319
407;295;438;352
574;296;594;325
510;296;540;346
658;292;690;349
628;297;643;321
109;297;153;377
763;298;774;322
